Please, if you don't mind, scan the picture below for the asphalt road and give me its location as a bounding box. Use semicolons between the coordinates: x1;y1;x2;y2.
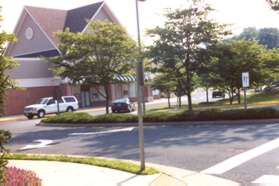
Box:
1;119;279;185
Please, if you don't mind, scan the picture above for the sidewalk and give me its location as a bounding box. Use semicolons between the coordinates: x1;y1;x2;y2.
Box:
0;114;26;123
8;160;240;186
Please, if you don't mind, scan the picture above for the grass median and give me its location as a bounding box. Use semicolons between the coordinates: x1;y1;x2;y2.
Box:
4;153;159;175
42;107;279;124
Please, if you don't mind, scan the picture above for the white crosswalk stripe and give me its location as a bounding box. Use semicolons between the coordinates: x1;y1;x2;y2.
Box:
201;137;279;175
252;175;279;185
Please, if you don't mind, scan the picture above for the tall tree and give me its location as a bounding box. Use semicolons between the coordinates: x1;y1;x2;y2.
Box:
235;27;279;49
0;11;17;114
146;27;186;108
0;9;15;184
258;28;279;49
147;0;228;111
152;74;175;108
47;21;137;114
236;27;258;41
208;40;272;104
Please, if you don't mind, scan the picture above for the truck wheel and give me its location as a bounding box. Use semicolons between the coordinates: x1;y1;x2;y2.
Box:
37;110;45;118
67;107;74;112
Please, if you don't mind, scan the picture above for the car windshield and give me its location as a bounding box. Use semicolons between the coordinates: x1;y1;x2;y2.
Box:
36;98;49;105
112;98;129;104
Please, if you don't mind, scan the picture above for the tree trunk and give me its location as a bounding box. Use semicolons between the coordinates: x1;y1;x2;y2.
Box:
187;92;192;111
104;85;110;114
206;86;209;103
229;88;234;105
185;67;192;111
167;93;171;109
179;96;182;108
237;88;241;104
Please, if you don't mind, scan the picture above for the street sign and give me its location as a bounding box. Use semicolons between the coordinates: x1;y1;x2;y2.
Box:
242;72;250;88
242;72;249;110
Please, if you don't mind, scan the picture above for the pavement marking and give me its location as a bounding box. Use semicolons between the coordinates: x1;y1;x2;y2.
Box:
69;127;135;136
201;137;279;175
21;140;54;150
252;175;279;185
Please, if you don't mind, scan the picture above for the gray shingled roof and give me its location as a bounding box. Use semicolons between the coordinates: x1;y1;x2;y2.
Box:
25;1;104;45
25;6;68;44
65;2;104;32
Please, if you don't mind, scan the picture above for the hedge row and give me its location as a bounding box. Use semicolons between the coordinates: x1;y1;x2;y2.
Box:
42;107;279;124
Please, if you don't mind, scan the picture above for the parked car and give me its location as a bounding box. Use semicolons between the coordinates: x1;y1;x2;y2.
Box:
111;98;136;113
212;91;225;98
24;96;79;119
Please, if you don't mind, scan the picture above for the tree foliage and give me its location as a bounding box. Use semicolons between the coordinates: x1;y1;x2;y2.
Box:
0;11;17;114
235;27;279;49
207;40;275;104
151;74;176;108
0;130;11;184
47;21;137;114
147;0;229;111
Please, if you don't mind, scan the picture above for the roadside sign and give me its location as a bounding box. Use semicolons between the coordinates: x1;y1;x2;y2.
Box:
242;72;249;88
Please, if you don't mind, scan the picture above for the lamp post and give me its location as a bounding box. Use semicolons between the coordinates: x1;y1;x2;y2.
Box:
135;0;145;171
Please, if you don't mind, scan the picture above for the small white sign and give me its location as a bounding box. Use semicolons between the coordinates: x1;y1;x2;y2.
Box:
242;72;249;88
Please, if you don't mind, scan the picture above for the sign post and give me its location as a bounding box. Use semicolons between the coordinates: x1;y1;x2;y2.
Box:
242;72;249;110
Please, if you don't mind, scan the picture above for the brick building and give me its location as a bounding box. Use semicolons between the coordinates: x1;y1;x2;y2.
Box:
4;1;153;115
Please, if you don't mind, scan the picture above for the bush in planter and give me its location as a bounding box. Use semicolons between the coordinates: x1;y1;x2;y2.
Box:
0;130;11;184
3;166;42;186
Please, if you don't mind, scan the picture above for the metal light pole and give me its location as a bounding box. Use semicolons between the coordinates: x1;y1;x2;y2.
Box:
135;0;145;171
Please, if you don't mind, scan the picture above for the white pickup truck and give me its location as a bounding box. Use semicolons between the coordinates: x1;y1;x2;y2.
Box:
23;96;79;119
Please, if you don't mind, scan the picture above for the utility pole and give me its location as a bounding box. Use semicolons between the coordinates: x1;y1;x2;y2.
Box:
135;0;145;171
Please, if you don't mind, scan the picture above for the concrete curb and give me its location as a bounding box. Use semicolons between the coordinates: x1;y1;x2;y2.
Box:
37;118;279;128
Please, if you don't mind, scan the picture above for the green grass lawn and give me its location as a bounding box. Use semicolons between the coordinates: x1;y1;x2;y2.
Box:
4;154;158;175
148;92;279;113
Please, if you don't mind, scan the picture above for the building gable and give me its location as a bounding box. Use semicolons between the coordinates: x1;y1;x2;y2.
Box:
6;9;58;57
6;2;121;58
83;3;121;32
94;6;113;22
65;2;104;32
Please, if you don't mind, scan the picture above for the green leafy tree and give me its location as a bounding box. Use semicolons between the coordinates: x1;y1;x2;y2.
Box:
264;48;279;82
0;15;17;114
146;27;186;108
47;21;137;114
0;130;11;184
208;40;272;104
235;27;279;49
0;10;14;184
147;0;228;111
152;74;176;108
236;27;258;41
258;28;279;49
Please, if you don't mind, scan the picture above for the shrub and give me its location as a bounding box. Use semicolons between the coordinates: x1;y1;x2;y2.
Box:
0;130;11;184
3;166;42;186
43;112;137;124
42;107;279;124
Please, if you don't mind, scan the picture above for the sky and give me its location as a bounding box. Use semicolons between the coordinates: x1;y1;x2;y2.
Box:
2;0;279;43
